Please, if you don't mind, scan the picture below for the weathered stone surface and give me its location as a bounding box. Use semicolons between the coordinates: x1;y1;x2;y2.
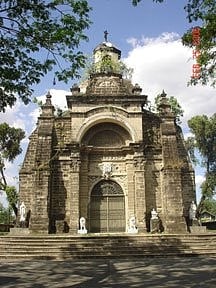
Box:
9;228;30;235
190;226;207;233
19;41;196;234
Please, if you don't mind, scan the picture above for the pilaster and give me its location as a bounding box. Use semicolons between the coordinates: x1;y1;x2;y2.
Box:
133;154;146;232
69;151;81;233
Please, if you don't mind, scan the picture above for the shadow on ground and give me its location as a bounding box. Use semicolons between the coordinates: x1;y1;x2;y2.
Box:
0;256;216;288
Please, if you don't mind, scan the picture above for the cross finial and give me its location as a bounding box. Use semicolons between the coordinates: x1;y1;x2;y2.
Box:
104;30;108;42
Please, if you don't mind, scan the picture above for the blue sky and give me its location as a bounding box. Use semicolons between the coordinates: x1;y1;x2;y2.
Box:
1;0;215;205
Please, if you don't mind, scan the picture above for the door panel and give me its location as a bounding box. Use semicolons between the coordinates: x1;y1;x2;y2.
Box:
90;180;125;233
108;197;125;232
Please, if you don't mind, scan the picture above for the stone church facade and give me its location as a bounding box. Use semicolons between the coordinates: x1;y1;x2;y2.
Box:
19;41;196;234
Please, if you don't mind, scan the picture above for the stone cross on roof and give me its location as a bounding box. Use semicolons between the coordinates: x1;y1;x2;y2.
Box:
104;30;108;42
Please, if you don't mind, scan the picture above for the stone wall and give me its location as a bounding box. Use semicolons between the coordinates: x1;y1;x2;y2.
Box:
19;75;195;234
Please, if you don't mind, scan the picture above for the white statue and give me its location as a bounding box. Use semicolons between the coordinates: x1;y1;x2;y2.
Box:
151;208;158;220
189;201;197;220
78;217;87;234
19;202;26;223
127;216;138;234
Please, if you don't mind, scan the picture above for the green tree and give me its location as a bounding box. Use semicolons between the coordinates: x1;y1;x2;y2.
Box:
202;198;216;215
0;0;91;112
0;203;14;224
84;54;134;79
187;114;216;210
132;0;216;87
0;123;25;216
182;0;216;87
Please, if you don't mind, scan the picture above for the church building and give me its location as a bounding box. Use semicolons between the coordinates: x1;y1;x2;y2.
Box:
19;38;196;234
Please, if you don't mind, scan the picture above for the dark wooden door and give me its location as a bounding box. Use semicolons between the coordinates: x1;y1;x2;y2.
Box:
90;180;125;233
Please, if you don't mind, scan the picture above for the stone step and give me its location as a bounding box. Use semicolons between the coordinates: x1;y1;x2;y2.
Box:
0;234;216;259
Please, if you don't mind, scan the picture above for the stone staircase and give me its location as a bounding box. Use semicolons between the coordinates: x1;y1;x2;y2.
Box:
0;233;216;260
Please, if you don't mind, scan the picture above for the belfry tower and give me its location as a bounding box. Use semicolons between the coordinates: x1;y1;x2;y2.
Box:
19;38;196;234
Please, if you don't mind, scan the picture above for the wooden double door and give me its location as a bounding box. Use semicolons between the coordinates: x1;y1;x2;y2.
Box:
90;180;125;233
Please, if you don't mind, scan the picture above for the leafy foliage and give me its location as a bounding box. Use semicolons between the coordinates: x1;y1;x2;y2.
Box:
0;202;15;224
0;0;91;112
0;123;25;216
82;53;134;80
182;0;216;87
0;123;25;162
188;114;216;198
202;198;216;215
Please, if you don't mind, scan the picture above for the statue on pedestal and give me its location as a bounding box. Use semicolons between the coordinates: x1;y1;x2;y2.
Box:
150;208;160;233
189;201;197;220
19;202;26;228
127;216;138;234
151;208;158;220
78;217;87;234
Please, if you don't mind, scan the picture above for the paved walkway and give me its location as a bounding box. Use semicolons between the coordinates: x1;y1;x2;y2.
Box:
0;256;216;287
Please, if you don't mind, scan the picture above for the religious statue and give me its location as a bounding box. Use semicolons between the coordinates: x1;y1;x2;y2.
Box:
104;30;108;42
189;201;197;220
19;202;26;227
127;216;138;233
78;217;87;234
150;208;161;233
151;208;158;220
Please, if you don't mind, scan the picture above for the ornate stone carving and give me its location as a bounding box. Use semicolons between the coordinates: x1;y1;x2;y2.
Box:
98;162;113;179
91;180;123;196
88;175;101;185
71;159;80;172
133;158;145;170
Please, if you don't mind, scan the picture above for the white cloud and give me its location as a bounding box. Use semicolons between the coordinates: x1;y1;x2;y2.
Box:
124;32;215;126
0;89;69;207
35;89;68;109
183;132;193;140
30;89;68;126
124;32;214;202
195;174;205;202
195;175;205;187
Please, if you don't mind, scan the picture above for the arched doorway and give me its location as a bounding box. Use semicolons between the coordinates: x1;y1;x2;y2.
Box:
90;180;125;233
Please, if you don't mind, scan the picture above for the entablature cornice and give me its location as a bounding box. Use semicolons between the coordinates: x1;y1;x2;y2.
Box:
66;94;147;107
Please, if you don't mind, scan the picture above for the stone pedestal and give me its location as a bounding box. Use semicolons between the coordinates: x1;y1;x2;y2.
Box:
56;220;65;234
150;219;160;233
127;227;138;234
190;226;206;233
78;228;88;234
10;228;30;235
189;218;206;233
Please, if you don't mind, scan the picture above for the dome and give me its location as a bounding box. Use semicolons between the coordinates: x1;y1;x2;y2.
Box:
93;41;121;60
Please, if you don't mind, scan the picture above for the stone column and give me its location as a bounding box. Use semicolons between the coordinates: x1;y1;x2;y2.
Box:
162;168;187;233
69;152;81;233
126;156;135;226
133;155;146;232
159;91;188;233
30;169;50;233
